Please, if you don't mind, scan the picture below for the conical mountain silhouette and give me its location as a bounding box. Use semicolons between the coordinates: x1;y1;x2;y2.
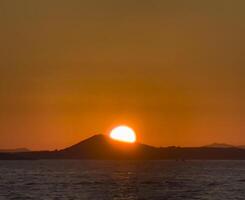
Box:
58;134;158;159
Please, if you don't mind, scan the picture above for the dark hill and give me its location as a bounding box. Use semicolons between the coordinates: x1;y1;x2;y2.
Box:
0;148;30;153
58;134;158;159
203;143;235;148
1;134;245;160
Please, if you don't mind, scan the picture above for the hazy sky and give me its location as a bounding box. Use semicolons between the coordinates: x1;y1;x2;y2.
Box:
0;0;244;150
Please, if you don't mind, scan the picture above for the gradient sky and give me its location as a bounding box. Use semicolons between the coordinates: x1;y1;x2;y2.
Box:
0;0;244;150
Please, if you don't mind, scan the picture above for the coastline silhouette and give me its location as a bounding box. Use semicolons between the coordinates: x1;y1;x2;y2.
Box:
1;134;245;160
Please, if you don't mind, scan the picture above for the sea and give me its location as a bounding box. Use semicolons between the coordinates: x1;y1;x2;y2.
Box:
0;160;244;200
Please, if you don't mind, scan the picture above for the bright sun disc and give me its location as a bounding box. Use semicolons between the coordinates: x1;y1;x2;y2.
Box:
110;126;136;143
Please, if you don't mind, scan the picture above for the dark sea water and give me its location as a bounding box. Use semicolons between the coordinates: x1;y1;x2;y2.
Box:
0;160;244;200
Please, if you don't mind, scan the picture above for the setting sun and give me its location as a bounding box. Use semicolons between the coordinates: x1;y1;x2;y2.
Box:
110;126;136;143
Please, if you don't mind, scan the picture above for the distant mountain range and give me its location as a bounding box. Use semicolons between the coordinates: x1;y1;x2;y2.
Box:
0;148;30;153
203;143;245;149
238;145;245;149
0;135;245;160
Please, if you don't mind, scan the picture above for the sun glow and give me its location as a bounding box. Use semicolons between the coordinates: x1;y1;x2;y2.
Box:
110;126;136;143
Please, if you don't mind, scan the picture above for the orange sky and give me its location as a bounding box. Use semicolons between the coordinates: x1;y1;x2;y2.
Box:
0;0;244;150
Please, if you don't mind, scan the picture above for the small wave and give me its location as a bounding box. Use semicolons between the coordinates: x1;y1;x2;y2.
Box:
74;181;102;185
207;182;220;187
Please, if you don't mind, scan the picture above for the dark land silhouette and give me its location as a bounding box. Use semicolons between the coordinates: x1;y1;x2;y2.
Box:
1;134;245;160
0;148;30;153
203;143;236;148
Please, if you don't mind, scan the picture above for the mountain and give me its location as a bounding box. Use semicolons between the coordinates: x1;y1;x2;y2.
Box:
203;143;235;148
0;135;245;160
58;134;159;159
0;148;30;153
203;143;245;149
